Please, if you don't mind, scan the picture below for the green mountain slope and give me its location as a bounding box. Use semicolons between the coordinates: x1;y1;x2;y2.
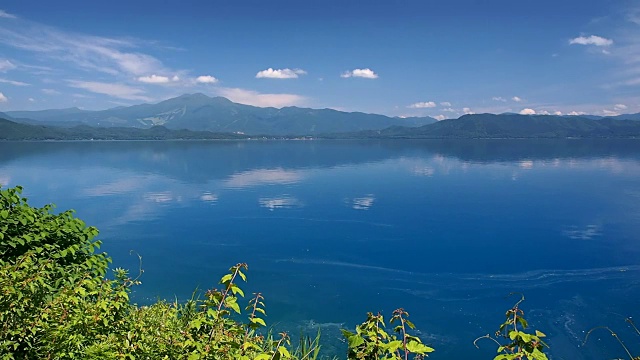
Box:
6;93;436;135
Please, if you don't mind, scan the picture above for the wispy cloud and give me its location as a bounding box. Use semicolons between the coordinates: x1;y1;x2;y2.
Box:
0;78;29;86
614;103;627;111
440;101;451;107
340;68;378;79
0;92;7;102
512;96;523;102
67;80;151;101
408;101;436;108
41;88;61;95
492;96;506;102
569;35;614;47
216;87;306;108
256;68;306;79
0;16;173;79
0;59;16;72
0;10;16;19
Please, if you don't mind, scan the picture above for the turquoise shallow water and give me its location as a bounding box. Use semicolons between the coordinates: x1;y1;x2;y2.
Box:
1;139;639;359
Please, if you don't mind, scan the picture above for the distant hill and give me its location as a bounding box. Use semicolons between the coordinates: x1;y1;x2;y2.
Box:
327;114;640;139
6;93;437;135
613;113;640;121
0;118;247;140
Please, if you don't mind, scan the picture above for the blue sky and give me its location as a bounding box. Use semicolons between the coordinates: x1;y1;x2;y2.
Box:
0;0;638;119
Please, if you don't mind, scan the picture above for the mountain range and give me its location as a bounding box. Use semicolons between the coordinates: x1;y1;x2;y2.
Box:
335;113;640;139
1;94;640;140
2;93;436;135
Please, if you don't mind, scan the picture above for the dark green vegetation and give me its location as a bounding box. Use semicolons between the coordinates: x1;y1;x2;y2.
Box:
0;118;247;140
4;94;436;135
327;114;640;139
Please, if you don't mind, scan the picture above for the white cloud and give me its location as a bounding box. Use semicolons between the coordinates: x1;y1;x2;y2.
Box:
0;10;16;19
568;111;586;116
463;107;474;114
0;78;29;86
340;68;378;79
256;68;306;79
0;59;16;72
539;110;550;115
512;96;523;102
195;75;218;84
569;35;614;47
440;101;452;107
602;109;620;117
614;103;628;111
67;80;151;101
216;87;305;108
41;88;61;95
137;74;176;84
408;101;436;108
0;92;7;102
442;107;456;112
492;96;506;102
434;115;446;121
519;108;536;115
28;97;35;102
554;111;563;115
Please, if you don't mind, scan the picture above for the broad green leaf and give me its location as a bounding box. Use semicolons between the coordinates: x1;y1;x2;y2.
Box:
406;340;434;354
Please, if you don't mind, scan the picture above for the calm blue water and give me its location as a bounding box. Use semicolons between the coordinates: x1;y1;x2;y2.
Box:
1;139;639;359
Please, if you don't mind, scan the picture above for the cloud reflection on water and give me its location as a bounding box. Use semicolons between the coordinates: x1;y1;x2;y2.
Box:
259;196;303;211
224;168;304;189
349;195;375;210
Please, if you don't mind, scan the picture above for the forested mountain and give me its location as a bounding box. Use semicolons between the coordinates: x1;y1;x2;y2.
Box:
6;93;436;135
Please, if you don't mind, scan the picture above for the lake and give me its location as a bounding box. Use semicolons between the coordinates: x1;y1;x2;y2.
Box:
1;139;639;359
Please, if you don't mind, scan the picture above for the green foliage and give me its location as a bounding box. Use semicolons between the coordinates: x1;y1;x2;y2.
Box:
474;293;548;360
341;309;434;359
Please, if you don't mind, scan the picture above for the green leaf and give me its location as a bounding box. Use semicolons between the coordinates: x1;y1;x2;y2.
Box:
277;346;291;358
406;340;434;354
386;340;402;352
347;335;365;348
